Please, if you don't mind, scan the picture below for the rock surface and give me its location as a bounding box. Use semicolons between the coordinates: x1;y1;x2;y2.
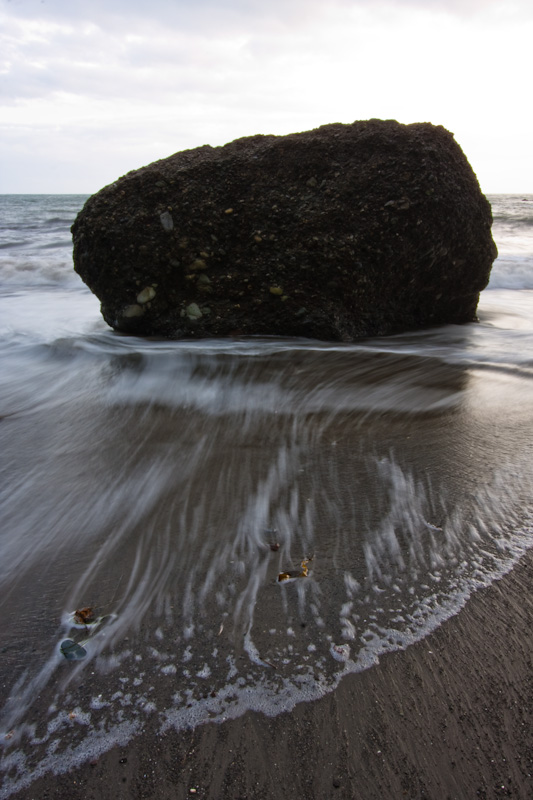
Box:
72;120;497;340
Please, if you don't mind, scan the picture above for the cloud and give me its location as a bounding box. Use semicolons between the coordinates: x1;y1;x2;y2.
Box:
3;0;346;37
0;21;245;105
1;0;532;192
3;0;530;36
2;0;531;108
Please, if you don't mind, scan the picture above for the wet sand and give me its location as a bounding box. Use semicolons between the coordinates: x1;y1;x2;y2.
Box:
9;547;533;800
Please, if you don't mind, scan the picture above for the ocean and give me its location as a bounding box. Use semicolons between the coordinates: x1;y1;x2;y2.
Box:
1;193;533;796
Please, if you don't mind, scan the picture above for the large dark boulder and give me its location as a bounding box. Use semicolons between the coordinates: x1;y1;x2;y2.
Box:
72;120;497;340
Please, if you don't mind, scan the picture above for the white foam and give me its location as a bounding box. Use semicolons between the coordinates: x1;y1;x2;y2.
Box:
487;255;533;289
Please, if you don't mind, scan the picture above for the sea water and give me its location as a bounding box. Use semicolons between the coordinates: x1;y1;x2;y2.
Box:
1;193;533;796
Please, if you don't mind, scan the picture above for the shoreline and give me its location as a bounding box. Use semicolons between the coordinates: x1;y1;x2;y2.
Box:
8;547;533;799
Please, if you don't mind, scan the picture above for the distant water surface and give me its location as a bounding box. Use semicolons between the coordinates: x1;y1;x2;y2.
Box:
1;193;532;797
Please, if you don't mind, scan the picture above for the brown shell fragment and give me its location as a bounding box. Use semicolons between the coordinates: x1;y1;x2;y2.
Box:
278;558;311;582
73;607;95;625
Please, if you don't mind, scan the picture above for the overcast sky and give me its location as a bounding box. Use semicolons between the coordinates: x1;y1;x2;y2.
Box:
1;0;532;194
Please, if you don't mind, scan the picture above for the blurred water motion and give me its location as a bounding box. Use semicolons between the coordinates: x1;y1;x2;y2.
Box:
2;333;532;731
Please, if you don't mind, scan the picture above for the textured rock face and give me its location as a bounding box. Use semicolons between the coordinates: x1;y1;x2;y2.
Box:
72;120;497;340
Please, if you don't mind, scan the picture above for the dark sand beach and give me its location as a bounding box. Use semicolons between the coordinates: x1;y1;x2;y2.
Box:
9;547;533;800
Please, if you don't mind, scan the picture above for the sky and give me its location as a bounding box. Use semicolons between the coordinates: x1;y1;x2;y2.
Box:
1;0;532;194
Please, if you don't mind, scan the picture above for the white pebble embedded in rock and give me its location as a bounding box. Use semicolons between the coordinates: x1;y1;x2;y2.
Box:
122;304;145;318
185;302;203;320
136;286;156;304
